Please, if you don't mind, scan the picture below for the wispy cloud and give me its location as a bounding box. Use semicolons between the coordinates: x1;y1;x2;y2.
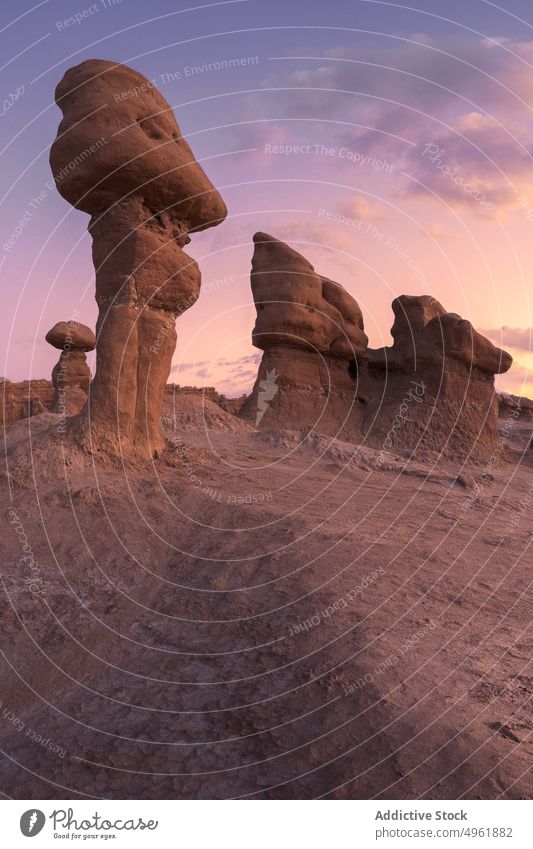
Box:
483;326;533;352
255;34;533;216
171;353;261;396
13;336;42;348
336;195;386;222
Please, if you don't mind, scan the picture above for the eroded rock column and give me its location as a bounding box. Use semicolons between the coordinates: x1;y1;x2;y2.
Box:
50;59;227;457
241;232;368;439
46;320;96;417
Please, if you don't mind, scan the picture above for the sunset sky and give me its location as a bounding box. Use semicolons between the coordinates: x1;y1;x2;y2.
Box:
2;0;533;396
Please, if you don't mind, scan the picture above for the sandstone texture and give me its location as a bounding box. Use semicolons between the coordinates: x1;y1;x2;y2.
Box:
161;387;251;435
50;59;226;456
165;384;247;416
241;232;368;438
1;400;531;800
250;232;367;357
0;380;54;425
499;392;533;422
45;321;96;353
388;295;512;375
365;295;513;460
45;320;95;417
243;235;512;461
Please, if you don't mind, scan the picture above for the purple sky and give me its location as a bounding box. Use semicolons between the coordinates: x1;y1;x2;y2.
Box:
2;0;533;396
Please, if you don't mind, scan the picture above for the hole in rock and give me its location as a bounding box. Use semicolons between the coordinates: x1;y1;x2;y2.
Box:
348;358;359;380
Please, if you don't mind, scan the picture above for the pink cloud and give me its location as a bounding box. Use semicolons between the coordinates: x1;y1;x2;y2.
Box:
253;34;533;216
335;195;386;222
483;326;533;352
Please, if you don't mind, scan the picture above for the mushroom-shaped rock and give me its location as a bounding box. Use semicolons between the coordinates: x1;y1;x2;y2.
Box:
242;233;368;438
45;320;96;416
50;59;227;456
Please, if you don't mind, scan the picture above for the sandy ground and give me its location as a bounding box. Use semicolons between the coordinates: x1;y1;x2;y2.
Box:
0;396;531;799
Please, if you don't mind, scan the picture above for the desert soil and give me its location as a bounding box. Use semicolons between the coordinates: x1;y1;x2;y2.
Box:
0;396;531;799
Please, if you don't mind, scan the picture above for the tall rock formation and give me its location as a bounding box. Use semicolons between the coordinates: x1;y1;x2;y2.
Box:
241;232;368;438
364;295;513;459
243;236;513;461
50;59;227;457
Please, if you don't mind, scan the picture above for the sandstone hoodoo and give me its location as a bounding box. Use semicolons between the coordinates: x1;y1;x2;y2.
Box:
50;59;227;457
45;320;96;416
242;236;512;460
365;295;513;460
241;232;369;438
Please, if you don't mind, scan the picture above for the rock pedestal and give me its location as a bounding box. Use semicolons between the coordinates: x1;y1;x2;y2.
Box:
50;59;227;457
45;320;96;416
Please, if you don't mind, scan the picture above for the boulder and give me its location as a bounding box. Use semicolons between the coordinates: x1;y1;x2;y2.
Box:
50;60;226;229
45;320;96;352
